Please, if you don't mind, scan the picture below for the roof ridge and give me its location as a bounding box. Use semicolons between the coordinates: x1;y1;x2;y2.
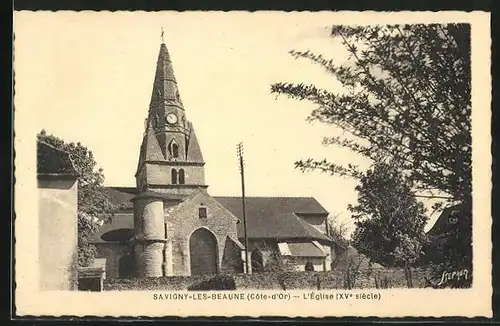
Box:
214;196;317;199
292;213;334;242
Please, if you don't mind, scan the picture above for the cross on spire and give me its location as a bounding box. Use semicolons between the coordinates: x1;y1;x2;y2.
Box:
161;27;165;43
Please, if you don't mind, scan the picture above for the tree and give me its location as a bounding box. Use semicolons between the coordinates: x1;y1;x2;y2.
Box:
37;130;117;267
326;213;352;247
349;162;428;271
271;24;471;207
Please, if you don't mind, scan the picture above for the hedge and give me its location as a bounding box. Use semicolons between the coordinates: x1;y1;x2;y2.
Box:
103;267;437;291
104;275;213;291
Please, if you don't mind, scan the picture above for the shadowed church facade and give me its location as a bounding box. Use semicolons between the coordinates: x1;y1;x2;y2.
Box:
89;40;341;278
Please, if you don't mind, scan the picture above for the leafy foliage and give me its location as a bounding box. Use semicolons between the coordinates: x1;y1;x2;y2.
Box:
271;24;471;206
271;24;472;279
37;129;116;267
349;162;428;267
326;213;351;248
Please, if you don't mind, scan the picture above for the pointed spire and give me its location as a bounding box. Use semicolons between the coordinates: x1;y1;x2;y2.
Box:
149;40;184;111
136;35;207;192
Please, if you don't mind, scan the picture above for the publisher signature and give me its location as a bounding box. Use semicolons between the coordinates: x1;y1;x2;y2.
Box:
437;268;469;286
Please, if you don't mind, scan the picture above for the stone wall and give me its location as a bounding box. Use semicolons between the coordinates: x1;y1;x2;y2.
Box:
38;177;78;291
94;242;132;278
246;239;277;272
133;197;166;277
287;257;326;272
135;242;165;277
166;190;240;276
144;163;206;191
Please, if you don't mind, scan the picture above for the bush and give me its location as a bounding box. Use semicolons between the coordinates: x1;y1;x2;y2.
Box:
104;267;436;291
187;275;236;291
104;276;212;291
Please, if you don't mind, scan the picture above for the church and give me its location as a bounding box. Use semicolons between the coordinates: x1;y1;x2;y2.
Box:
89;39;342;278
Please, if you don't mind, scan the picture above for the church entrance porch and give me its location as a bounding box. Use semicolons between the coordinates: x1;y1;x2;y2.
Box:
189;228;218;276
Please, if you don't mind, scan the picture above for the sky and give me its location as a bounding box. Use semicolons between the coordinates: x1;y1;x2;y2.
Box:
14;11;451;235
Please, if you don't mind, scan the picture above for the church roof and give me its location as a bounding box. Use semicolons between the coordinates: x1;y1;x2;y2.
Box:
104;187;137;209
136;127;167;174
104;187;187;210
213;196;332;242
144;127;166;161
88;212;134;243
186;123;204;162
154;43;177;85
136;42;205;176
99;187;333;243
213;196;329;217
286;242;327;258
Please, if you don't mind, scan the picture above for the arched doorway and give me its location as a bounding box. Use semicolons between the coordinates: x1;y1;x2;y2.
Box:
251;249;264;273
118;253;135;278
189;228;218;276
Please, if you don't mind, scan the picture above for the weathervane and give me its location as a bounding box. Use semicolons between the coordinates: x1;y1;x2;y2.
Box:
161;27;165;43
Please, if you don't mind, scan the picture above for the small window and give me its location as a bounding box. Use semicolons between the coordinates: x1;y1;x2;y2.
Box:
179;169;185;184
168;140;179;159
172;143;179;158
199;207;207;219
171;169;178;184
305;261;314;272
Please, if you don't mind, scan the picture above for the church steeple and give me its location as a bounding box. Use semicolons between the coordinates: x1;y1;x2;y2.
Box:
149;42;184;112
136;38;207;196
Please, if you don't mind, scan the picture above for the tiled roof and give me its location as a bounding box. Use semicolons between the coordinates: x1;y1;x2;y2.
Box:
145;128;166;161
96;188;333;243
426;204;467;236
88;213;134;243
214;196;332;242
37;141;79;177
287;242;327;257
186;123;204;162
213;196;329;217
104;187;137;209
104;187;186;209
231;211;332;242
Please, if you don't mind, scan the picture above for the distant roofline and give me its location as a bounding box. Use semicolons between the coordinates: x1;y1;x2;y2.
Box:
426;203;464;235
105;187;324;197
213;195;322;200
237;236;334;243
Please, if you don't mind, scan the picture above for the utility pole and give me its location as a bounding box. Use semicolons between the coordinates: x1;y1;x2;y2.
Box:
237;142;250;274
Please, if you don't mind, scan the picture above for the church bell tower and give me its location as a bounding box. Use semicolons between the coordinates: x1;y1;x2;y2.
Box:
135;40;207;197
